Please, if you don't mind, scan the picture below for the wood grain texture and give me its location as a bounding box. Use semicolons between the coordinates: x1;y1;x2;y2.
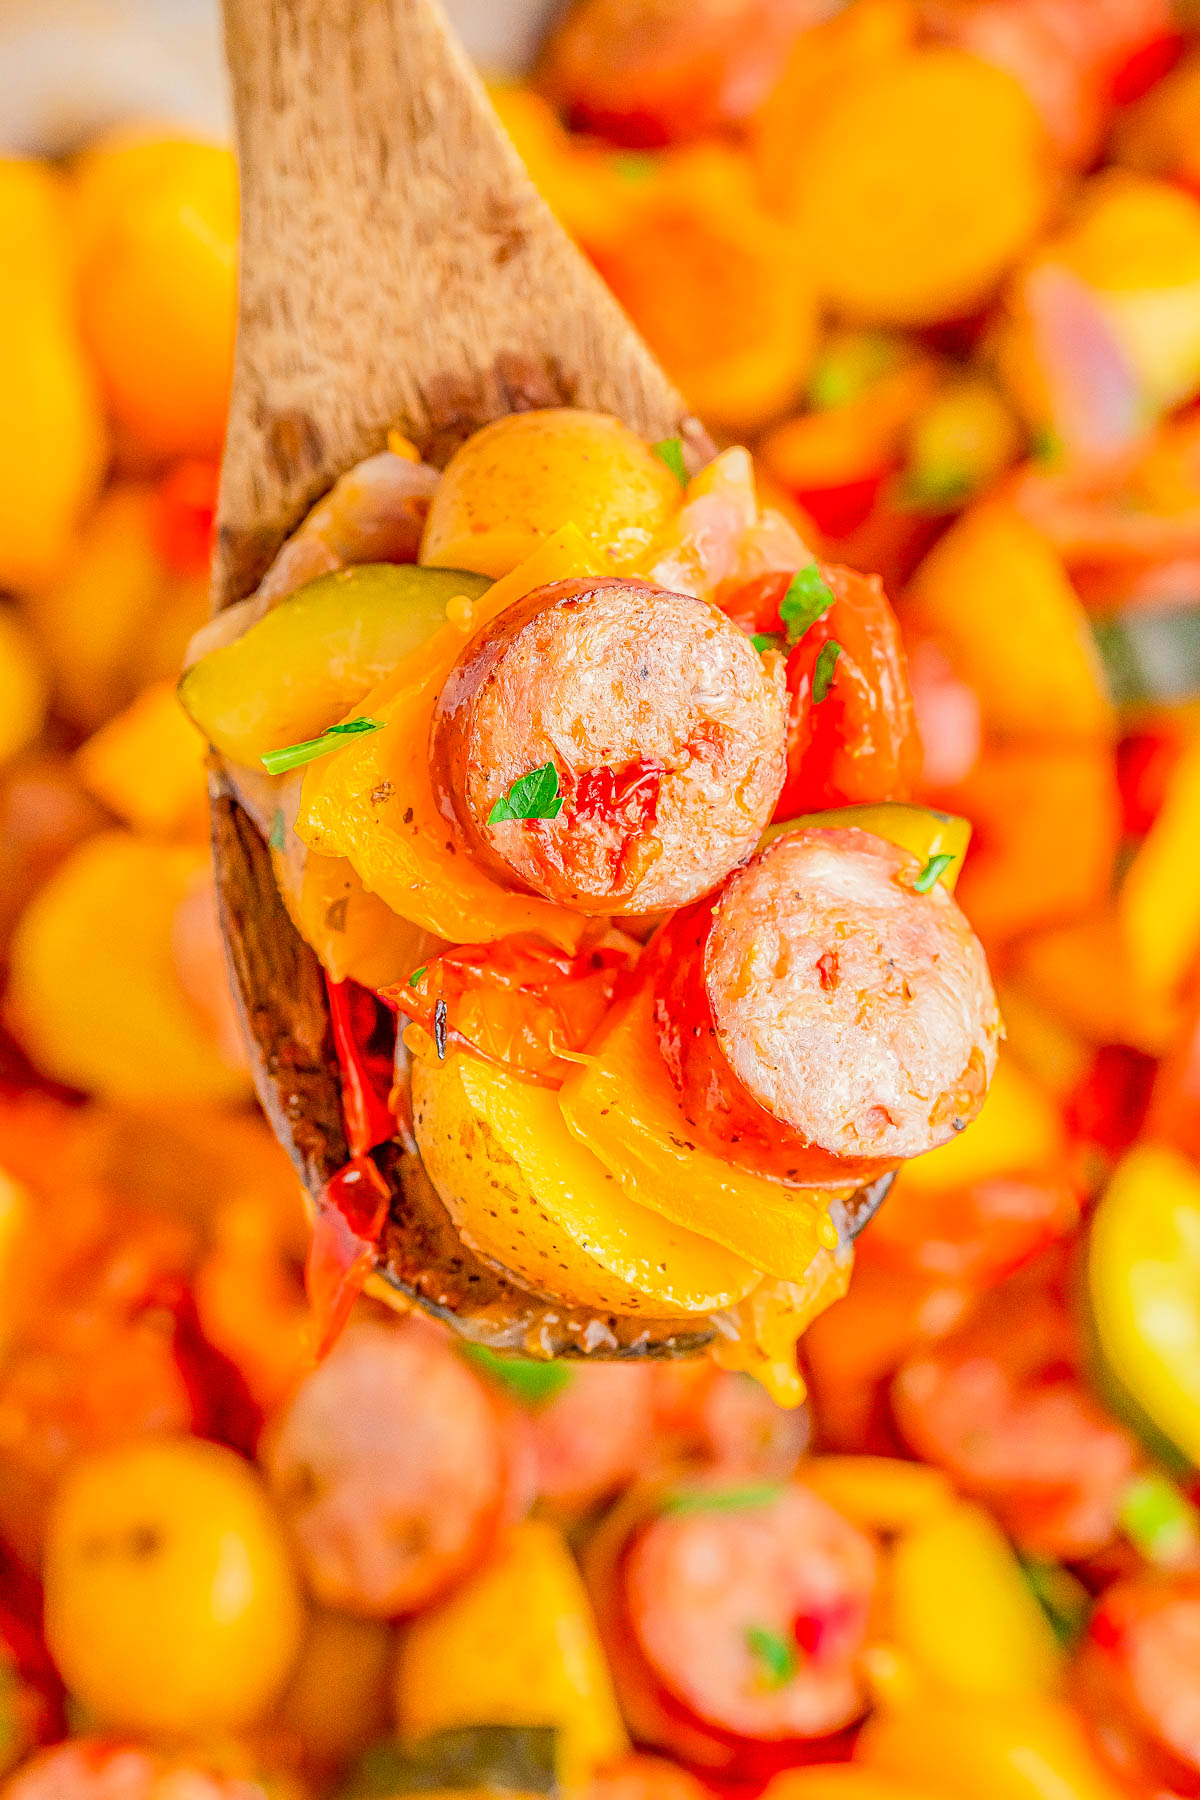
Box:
210;0;824;1359
215;0;700;607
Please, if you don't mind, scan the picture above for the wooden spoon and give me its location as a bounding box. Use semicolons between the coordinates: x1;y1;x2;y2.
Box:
211;0;890;1359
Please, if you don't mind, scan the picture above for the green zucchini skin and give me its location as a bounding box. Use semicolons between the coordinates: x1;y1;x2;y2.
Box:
1092;602;1200;710
343;1725;559;1797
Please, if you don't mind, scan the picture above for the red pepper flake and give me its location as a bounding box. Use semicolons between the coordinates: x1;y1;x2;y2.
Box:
573;759;664;834
816;950;839;992
792;1595;864;1661
1088;1604;1125;1653
326;977;397;1157
305;1155;392;1358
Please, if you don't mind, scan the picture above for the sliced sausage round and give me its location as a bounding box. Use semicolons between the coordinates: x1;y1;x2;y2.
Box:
622;1480;877;1747
529;1364;660;1517
0;1742;260;1800
1073;1574;1200;1796
261;1316;513;1616
654;826;1000;1180
583;1754;713;1800
432;577;786;915
890;1267;1140;1560
536;0;822;146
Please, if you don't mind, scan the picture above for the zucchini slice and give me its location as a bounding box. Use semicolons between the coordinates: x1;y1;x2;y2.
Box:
180;562;491;768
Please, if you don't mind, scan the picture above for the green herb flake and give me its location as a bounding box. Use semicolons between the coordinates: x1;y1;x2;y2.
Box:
1019;1557;1090;1648
1118;1471;1200;1566
812;639;842;705
779;563;834;646
613;153;658;186
745;1624;797;1688
268;810;287;852
807;330;900;411
663;1481;784;1517
913;851;956;894
408;965;427;989
460;1343;574;1407
262;716;383;775
1030;425;1064;467
487;762;565;825
651;437;689;486
898;464;973;513
750;632;784;655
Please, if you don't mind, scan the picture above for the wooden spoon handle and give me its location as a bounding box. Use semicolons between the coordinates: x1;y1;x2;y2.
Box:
216;0;691;608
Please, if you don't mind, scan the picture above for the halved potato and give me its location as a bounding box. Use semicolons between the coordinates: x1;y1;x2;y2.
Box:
179;562;491;767
419;409;682;577
410;1038;759;1316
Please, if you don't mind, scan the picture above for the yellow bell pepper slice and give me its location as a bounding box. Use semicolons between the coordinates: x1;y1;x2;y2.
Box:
886;1502;1062;1700
893;1051;1064;1198
1118;733;1200;1008
559;987;840;1280
393;1519;629;1793
290;847;439;990
798;1456;955;1536
766;801;970;887
763;1771;941;1800
297;529;601;949
1088;1142;1200;1466
856;1694;1129;1800
904;503;1114;744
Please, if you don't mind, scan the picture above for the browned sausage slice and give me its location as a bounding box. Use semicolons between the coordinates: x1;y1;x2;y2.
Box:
890;1269;1139;1560
1073;1573;1200;1795
261;1317;512;1616
529;1365;660;1517
700;827;999;1164
623;1480;877;1744
432;577;786;914
536;0;823;146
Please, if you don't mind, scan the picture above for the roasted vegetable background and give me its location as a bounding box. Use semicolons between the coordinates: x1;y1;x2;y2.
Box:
4;1;1200;1795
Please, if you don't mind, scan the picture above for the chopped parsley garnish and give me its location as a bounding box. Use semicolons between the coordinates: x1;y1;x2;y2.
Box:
913;851;956;893
751;632;784;655
1019;1558;1090;1648
651;437;688;486
408;965;427;988
268;810;286;851
1118;1471;1200;1566
1030;425;1064;467
613;153;658;186
663;1481;783;1517
898;464;973;513
811;639;842;704
460;1343;574;1407
261;717;382;775
779;564;835;646
487;762;565;825
745;1625;797;1688
807;330;899;411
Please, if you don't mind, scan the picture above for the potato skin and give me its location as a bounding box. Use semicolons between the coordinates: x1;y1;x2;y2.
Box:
410;1043;759;1316
432;576;787;914
419;408;682;578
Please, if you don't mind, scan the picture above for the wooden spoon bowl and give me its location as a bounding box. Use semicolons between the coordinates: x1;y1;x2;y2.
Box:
212;0;889;1358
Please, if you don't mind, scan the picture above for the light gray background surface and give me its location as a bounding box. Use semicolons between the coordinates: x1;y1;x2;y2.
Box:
0;0;554;153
